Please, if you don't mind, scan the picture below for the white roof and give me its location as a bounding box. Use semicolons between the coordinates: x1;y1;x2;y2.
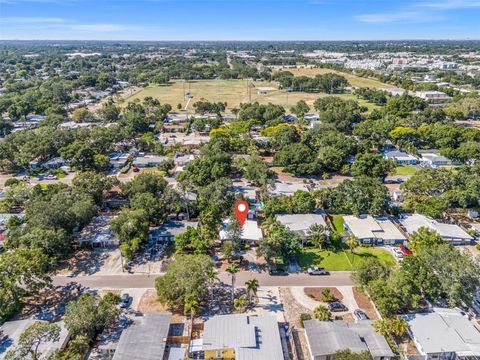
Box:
344;215;406;241
405;308;480;356
384;151;418;161
276;213;327;236
269;182;309;196
420;153;452;163
401;214;472;241
219;219;263;242
202;314;284;360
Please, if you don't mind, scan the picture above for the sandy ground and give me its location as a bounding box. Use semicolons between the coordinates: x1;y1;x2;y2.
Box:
57;248;166;277
247;287;285;322
290;286;361;321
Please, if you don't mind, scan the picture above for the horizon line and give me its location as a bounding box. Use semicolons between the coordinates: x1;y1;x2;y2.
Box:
1;38;480;42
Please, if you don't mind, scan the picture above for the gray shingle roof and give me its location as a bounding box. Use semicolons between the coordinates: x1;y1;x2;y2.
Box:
405;308;480;356
112;312;171;360
303;320;394;358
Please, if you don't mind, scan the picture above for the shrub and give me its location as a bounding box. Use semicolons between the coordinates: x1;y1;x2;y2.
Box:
321;288;336;303
103;292;121;305
298;313;312;327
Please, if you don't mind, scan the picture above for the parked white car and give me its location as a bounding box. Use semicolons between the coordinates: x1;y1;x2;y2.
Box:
391;247;404;259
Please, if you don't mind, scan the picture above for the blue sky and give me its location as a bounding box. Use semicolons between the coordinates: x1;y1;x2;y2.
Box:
0;0;479;40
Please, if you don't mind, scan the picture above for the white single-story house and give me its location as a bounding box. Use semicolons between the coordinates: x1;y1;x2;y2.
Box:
196;314;284;360
219;219;263;243
400;213;473;245
403;308;480;360
275;213;329;240
268;182;309;197
384;151;418;165
344;215;407;245
132;154;169;168
414;90;450;104
419;153;455;167
173;154;196;166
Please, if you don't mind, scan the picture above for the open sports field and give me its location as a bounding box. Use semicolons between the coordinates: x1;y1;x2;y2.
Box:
122;78;383;113
276;67;396;89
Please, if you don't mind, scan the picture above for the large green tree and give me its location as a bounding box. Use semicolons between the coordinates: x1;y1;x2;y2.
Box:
155;254;214;308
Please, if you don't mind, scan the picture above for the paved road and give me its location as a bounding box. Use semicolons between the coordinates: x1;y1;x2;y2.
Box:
53;271;353;289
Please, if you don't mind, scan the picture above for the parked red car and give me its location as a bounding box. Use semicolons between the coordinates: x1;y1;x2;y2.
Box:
400;245;413;256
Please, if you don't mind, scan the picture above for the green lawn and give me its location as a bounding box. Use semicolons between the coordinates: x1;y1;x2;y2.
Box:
392;165;418;176
121;79;382;113
331;214;346;233
296;247;395;271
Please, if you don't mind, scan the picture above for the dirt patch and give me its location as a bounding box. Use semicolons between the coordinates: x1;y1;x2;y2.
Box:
304;287;343;302
339;313;355;324
138;289;169;312
293;329;312;360
279;287;311;327
138;289;185;323
352;287;379;320
56;248;122;276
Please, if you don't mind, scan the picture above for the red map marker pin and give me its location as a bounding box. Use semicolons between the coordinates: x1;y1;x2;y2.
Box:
234;200;249;226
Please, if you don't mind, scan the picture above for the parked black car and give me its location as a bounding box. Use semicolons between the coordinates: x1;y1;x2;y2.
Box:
268;268;288;276
328;301;348;312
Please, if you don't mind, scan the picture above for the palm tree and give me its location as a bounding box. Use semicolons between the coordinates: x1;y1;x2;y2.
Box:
346;234;360;265
184;298;199;337
309;223;327;249
346;234;360;253
373;319;389;336
226;263;240;305
245;278;259;305
389;317;409;337
206;268;218;307
234;295;248;313
313;305;332;321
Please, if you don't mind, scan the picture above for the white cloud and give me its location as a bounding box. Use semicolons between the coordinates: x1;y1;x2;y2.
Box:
416;0;480;9
1;16;68;23
69;24;130;32
355;11;443;23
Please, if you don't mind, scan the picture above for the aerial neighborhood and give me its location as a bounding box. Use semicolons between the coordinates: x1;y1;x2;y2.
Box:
1;14;480;360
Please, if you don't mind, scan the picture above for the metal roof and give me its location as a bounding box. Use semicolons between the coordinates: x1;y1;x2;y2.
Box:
219;219;263;242
112;313;171;360
202;314;284;360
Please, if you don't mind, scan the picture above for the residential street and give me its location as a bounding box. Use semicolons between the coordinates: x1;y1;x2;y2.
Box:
53;271;354;289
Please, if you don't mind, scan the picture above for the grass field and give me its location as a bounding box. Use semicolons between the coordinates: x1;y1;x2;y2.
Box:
392;165;419;176
279;67;395;89
331;214;346;233
296;247;395;271
122;78;384;113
